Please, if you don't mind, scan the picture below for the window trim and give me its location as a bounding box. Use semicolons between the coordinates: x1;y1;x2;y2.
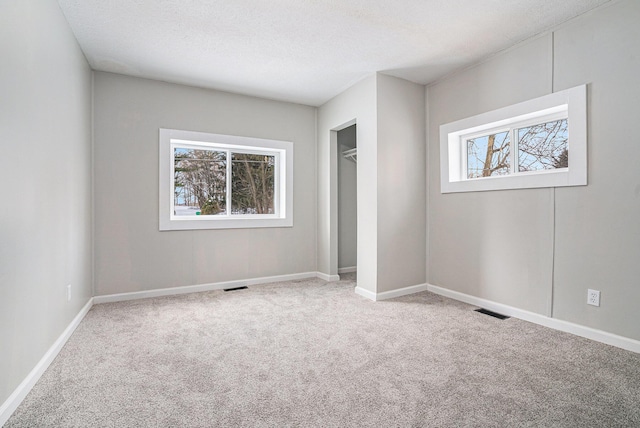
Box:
159;128;293;231
440;84;587;193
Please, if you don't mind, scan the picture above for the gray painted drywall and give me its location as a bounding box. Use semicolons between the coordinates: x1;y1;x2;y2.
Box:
0;0;93;406
376;74;427;292
338;126;357;270
427;35;554;316
551;0;640;340
92;72;317;296
427;0;640;340
318;74;426;294
317;75;378;291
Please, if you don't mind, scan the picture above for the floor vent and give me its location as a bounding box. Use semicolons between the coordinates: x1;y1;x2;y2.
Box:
223;286;248;292
475;308;510;320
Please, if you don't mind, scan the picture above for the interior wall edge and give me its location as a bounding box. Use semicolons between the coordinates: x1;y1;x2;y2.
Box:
424;85;430;284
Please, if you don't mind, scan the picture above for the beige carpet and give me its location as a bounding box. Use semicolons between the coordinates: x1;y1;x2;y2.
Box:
6;274;640;427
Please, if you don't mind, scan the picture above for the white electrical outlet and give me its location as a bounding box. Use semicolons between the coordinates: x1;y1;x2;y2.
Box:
67;284;72;302
587;289;600;306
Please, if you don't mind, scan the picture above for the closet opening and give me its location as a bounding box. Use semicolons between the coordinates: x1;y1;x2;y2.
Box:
337;124;357;280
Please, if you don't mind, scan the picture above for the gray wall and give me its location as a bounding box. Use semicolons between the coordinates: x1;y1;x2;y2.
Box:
377;74;427;293
427;35;554;315
93;72;317;296
427;0;640;340
551;0;640;340
338;126;357;270
317;75;378;290
318;74;426;295
0;0;93;405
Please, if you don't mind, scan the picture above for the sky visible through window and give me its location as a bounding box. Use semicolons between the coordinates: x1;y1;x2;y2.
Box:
518;119;568;172
174;147;226;216
466;119;568;179
467;131;510;178
174;147;275;216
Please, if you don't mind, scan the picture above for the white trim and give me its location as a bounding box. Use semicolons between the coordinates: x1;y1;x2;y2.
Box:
338;266;357;274
376;283;429;301
427;284;640;354
355;286;377;301
440;84;587;193
355;283;429;301
94;272;320;304
316;272;341;282
159;128;294;231
0;298;94;426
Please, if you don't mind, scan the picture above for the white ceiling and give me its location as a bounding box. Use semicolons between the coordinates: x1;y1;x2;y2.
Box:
57;0;610;106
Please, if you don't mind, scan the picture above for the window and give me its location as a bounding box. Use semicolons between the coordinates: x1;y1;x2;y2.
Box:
159;129;293;230
440;84;587;193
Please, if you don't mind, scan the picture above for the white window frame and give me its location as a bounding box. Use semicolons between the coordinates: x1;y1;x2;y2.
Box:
440;84;587;193
159;128;293;231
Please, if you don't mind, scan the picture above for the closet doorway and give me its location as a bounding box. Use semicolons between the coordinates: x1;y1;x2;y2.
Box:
337;124;357;279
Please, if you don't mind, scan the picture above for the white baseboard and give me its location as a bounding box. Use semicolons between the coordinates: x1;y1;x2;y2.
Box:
316;272;341;282
354;286;377;301
338;266;357;274
94;272;320;304
355;283;429;301
0;298;94;427
427;284;640;354
2;270;333;423
376;283;429;301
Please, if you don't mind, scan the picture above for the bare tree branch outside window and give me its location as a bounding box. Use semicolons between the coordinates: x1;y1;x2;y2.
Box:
231;153;275;215
465;119;568;180
174;148;275;216
518;119;568;172
467;131;510;179
174;148;227;215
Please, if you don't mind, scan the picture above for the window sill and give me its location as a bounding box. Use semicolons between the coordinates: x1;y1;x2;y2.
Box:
160;216;293;231
440;85;587;194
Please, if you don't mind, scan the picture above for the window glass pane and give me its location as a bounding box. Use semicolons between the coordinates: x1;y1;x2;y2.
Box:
174;148;227;216
466;131;510;179
518;119;568;172
231;153;275;215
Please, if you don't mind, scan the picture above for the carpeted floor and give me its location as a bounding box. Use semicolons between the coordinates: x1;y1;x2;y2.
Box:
6;274;640;427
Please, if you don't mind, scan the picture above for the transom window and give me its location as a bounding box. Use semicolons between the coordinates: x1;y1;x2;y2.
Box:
464;114;569;179
440;85;587;193
160;129;293;230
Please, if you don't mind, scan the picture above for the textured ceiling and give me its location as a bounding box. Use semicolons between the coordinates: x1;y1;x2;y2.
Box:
57;0;610;106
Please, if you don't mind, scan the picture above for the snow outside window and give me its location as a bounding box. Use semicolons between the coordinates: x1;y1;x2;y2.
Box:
159;129;293;230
